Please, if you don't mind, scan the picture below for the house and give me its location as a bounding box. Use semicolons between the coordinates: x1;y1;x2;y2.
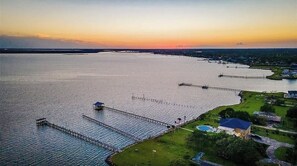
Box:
253;111;281;123
218;118;251;138
93;101;104;110
287;91;297;99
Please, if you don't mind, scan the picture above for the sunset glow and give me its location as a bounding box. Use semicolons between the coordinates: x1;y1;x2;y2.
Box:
1;0;297;48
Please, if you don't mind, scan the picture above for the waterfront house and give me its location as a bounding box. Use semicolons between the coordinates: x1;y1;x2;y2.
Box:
287;91;297;99
218;118;251;138
93;101;104;110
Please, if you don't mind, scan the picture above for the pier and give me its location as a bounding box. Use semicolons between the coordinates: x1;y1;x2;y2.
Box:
36;118;119;152
132;94;196;109
226;66;249;69
104;106;172;127
178;83;243;92
218;74;265;79
82;114;142;142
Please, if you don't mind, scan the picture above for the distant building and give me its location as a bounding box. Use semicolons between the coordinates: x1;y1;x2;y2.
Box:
253;112;281;123
218;118;251;139
286;91;297;99
290;64;297;70
93;101;104;110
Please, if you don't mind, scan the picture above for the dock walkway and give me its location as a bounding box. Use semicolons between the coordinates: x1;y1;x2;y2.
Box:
132;95;196;109
219;74;265;79
36;118;119;152
82;114;142;142
104;106;172;127
178;83;242;92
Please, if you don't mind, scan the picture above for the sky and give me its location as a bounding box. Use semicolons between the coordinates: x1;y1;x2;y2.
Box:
0;0;297;48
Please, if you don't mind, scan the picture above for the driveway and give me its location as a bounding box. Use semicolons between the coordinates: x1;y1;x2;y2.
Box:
252;135;294;166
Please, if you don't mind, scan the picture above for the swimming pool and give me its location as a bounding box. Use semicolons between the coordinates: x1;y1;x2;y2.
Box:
196;125;215;132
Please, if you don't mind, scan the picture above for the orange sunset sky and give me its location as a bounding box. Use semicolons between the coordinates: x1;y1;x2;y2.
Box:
0;0;297;48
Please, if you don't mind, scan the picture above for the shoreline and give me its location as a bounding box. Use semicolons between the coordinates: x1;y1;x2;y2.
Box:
109;90;297;165
107;92;244;165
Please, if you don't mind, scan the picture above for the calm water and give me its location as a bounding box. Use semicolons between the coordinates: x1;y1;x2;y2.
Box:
0;52;296;165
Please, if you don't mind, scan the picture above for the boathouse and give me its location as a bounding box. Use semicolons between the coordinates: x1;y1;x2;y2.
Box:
93;101;104;110
218;118;251;139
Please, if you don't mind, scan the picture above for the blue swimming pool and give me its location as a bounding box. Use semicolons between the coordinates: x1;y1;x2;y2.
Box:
196;125;214;132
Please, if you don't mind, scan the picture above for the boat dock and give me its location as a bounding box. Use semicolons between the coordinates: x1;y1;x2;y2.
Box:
82;114;142;142
178;83;243;92
132;94;196;109
226;66;249;69
104;106;172;127
36;118;119;152
218;74;265;79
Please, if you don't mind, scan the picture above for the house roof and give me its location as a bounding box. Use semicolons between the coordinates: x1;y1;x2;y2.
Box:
93;101;104;106
219;118;251;130
288;91;297;94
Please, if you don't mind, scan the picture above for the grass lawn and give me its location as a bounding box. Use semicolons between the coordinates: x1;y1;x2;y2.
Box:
275;147;290;161
250;66;283;80
111;91;296;165
112;129;194;166
112;127;237;166
252;127;295;144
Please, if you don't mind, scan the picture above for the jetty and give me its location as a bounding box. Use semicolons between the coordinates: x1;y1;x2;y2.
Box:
218;74;265;79
82;114;142;142
226;66;249;69
132;94;196;109
36;118;119;152
104;106;172;127
178;83;242;92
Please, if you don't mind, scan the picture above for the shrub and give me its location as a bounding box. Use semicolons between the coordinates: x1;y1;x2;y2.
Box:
260;104;275;113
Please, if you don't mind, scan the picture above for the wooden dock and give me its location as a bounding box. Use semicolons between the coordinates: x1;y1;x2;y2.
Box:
132;95;196;109
178;83;243;92
82;114;142;142
218;74;265;79
104;106;172;127
36;118;119;152
226;66;249;69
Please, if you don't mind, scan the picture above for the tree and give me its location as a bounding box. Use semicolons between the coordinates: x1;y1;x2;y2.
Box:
216;137;263;166
219;108;251;121
233;111;251;121
251;115;267;126
219;108;235;118
286;106;297;127
286;106;297;119
275;99;285;106
260;104;275;113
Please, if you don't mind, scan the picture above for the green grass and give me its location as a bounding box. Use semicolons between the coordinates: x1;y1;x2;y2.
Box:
250;66;283;80
111;91;296;165
252;127;295;144
275;147;290;161
112;129;193;166
112;127;237;166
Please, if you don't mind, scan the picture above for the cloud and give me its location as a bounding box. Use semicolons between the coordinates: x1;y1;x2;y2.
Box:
236;42;244;46
0;35;104;48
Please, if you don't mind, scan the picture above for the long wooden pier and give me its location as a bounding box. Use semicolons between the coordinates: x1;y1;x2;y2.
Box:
36;118;119;152
104;106;172;127
226;66;249;69
218;74;265;79
178;83;243;92
132;95;196;109
82;114;142;142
